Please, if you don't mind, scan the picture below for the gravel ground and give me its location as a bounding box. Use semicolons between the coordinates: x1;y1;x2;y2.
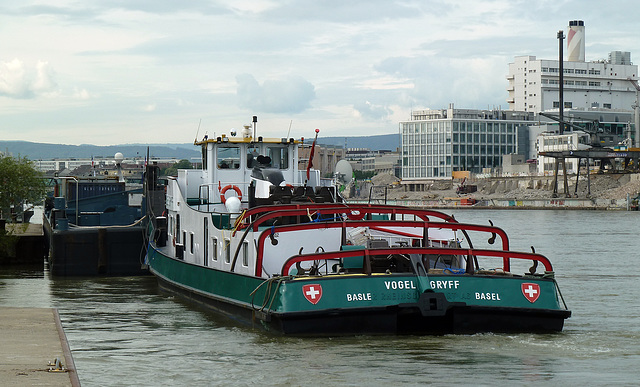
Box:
351;173;640;201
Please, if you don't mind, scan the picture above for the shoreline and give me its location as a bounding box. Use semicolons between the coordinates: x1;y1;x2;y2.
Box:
353;172;640;211
350;198;633;210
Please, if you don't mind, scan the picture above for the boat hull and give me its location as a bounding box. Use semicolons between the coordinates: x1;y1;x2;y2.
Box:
148;243;570;335
269;304;568;335
44;216;148;276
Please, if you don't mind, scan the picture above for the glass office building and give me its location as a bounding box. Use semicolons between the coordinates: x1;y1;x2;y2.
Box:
400;105;535;180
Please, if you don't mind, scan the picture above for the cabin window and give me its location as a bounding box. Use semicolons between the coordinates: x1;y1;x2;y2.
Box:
242;241;249;267
203;218;208;266
183;231;186;249
247;145;260;168
267;146;289;169
217;146;240;169
190;232;194;254
175;215;180;243
224;239;231;264
202;144;209;170
212;237;218;261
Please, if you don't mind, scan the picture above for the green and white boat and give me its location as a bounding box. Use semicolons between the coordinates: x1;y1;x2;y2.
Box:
145;116;570;335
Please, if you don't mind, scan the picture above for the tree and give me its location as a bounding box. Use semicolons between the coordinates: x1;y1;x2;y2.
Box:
162;159;193;176
0;155;47;221
354;170;375;180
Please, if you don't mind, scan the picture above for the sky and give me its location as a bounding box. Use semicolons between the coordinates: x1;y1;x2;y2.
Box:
1;0;639;146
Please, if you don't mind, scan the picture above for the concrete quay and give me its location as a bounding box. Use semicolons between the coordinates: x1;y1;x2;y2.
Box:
0;307;80;386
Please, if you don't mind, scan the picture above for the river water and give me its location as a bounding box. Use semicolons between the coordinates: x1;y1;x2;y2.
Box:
1;210;639;386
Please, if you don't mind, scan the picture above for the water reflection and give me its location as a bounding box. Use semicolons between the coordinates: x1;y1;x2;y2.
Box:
0;264;51;308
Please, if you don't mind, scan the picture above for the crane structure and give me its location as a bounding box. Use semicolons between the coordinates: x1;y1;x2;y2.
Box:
628;78;640;148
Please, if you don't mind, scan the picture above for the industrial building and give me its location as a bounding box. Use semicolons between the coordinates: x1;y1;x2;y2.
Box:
534;109;635;175
400;105;534;180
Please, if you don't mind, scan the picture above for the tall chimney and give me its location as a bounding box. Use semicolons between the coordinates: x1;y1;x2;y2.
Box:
567;20;585;62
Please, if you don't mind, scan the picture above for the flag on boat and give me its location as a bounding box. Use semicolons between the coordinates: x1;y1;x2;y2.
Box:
306;129;319;180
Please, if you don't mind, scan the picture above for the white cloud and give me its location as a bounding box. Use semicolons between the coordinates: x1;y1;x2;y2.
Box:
72;87;92;99
353;101;392;121
143;103;157;112
236;74;316;114
0;59;58;99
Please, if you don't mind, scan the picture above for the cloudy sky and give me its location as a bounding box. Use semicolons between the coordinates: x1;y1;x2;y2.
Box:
1;0;638;145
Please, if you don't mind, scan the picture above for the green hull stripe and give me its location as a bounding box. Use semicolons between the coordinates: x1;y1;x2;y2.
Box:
148;245;565;314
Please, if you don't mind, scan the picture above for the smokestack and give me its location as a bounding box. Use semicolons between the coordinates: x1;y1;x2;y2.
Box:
567;20;585;62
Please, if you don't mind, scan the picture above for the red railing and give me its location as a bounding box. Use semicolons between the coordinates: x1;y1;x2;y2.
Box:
234;203;457;235
280;246;553;277
254;219;511;276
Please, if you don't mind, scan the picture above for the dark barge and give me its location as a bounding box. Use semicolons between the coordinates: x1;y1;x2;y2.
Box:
43;176;148;276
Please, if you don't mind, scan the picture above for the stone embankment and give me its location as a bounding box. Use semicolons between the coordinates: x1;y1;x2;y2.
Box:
351;173;640;210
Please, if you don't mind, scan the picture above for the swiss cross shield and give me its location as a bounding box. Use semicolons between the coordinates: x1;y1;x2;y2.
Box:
302;284;322;305
521;283;541;303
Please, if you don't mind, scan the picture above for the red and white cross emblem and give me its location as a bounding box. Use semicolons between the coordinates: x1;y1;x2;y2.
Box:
302;284;322;305
521;283;540;303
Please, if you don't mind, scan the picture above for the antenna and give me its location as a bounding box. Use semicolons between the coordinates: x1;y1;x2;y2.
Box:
194;119;202;143
334;159;353;186
286;120;293;138
253;116;258;140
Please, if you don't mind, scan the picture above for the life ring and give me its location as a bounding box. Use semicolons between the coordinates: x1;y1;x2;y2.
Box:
220;185;242;203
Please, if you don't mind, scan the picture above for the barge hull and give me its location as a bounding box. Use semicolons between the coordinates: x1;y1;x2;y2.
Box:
44;218;148;276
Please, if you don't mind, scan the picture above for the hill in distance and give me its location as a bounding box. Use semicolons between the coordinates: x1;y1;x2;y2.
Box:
0;141;201;160
314;133;399;151
0;133;399;160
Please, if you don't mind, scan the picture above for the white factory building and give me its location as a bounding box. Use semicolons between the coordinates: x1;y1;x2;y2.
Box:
507;20;639;113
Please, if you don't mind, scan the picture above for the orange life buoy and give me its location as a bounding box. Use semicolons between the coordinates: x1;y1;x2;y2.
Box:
220;185;242;203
